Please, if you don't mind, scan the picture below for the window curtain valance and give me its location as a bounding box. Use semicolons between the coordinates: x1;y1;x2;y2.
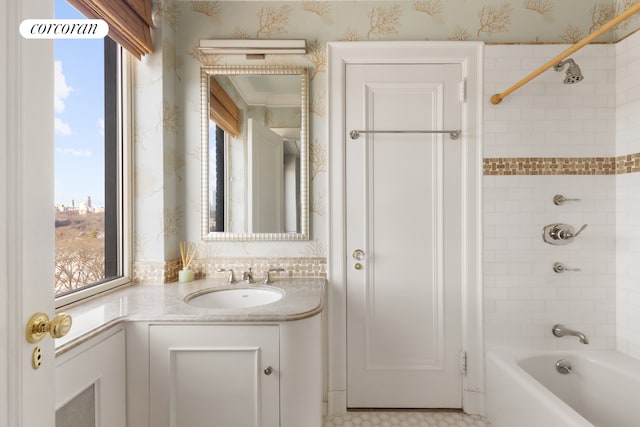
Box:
209;78;241;137
67;0;154;59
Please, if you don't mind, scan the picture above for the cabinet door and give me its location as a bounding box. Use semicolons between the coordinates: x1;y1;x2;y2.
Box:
55;329;126;427
150;325;279;427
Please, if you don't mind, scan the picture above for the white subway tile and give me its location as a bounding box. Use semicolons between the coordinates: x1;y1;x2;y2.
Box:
484;41;637;353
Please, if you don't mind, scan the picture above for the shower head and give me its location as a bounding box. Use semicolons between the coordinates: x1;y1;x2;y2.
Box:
553;58;584;84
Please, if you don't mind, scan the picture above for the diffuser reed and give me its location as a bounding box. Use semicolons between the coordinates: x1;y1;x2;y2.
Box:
178;241;200;282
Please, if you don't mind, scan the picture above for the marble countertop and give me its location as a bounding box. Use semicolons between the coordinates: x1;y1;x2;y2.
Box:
55;277;325;356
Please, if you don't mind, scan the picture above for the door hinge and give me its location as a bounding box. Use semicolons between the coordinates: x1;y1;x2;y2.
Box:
460;351;468;375
459;79;467;103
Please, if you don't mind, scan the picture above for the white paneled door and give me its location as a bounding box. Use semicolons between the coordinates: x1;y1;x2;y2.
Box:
247;118;285;233
346;64;464;408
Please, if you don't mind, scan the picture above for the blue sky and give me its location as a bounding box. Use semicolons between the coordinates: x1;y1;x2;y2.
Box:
54;0;105;207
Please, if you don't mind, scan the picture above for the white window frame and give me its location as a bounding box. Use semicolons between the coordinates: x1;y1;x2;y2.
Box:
55;47;133;308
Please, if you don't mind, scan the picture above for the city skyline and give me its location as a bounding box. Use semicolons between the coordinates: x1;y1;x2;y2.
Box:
55;195;102;209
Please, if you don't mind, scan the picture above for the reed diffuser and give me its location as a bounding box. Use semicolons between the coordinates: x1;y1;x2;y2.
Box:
178;241;200;283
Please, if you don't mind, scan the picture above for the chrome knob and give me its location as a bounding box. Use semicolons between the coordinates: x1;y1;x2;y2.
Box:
264;366;273;375
553;262;581;273
553;194;581;205
556;359;572;375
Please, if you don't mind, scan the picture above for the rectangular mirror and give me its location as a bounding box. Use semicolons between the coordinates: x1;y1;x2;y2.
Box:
201;66;309;241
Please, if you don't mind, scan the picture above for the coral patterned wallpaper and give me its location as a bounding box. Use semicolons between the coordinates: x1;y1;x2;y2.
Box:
180;1;640;44
132;1;639;263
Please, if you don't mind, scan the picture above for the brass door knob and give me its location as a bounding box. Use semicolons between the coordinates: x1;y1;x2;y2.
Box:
26;312;73;343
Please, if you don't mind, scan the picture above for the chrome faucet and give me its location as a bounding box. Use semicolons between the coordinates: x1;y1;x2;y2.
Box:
552;324;589;344
240;268;254;284
216;268;235;284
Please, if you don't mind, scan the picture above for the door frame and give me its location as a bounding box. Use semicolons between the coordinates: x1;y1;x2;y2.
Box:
1;2;10;425
2;1;56;426
327;41;484;416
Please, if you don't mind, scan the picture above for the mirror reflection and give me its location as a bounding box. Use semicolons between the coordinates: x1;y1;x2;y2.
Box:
201;66;309;241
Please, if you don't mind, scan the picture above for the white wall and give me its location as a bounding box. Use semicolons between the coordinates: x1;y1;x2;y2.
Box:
134;7;181;262
616;30;640;359
484;44;617;350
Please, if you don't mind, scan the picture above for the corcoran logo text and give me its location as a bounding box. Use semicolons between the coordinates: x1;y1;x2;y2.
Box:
20;19;108;39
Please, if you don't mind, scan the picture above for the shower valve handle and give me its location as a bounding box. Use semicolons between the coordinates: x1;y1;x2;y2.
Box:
543;223;588;245
572;224;588;237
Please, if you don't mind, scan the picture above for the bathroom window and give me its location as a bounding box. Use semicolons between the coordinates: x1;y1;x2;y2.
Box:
54;0;131;306
210;124;226;232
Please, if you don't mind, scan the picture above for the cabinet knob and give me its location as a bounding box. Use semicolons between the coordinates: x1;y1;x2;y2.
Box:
264;366;273;376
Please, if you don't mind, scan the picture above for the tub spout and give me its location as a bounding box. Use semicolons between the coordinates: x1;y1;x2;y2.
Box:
552;324;589;344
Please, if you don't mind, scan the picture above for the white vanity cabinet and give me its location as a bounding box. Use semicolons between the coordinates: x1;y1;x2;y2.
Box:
149;324;279;427
53;278;325;427
147;317;322;427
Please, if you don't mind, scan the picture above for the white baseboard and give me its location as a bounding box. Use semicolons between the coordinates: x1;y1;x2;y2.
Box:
327;390;347;416
463;389;485;416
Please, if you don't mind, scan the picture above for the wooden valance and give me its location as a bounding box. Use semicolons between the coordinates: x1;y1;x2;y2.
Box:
67;0;154;59
209;78;241;137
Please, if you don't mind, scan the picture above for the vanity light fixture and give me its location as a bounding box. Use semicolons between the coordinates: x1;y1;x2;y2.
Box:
198;39;306;59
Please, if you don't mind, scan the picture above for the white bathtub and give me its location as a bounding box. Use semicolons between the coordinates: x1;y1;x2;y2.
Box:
485;350;640;427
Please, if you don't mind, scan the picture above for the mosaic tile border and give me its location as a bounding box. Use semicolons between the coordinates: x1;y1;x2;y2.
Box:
616;153;640;174
484;152;640;175
134;257;326;283
133;258;182;283
483;157;614;175
191;257;327;281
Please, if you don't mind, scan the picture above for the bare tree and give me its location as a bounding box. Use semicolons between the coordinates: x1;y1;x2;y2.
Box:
54;211;111;295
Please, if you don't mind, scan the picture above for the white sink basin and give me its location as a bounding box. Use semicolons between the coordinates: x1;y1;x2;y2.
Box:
185;287;284;309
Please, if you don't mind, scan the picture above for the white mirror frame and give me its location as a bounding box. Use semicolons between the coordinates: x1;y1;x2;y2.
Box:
200;65;309;241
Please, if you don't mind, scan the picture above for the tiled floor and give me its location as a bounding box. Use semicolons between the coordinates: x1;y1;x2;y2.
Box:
323;411;492;427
